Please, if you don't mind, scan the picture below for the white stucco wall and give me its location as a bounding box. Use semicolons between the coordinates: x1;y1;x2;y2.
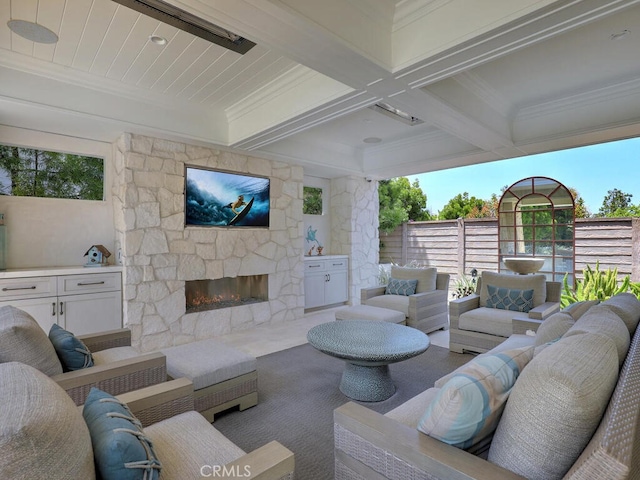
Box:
0;126;115;268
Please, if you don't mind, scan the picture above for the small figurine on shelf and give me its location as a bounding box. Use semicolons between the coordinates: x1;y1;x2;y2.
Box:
84;245;111;267
316;246;323;256
308;246;315;256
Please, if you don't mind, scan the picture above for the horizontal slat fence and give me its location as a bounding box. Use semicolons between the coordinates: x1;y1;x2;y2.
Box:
379;217;640;290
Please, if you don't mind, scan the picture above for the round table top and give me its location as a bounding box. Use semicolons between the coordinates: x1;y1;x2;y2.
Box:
307;320;430;364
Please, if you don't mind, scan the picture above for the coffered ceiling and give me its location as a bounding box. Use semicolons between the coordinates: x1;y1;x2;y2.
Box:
1;0;640;179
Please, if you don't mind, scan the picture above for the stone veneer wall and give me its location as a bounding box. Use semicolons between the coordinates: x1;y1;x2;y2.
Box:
330;176;380;303
112;133;304;352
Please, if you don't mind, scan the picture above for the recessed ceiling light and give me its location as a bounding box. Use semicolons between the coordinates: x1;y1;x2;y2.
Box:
610;29;630;40
7;20;58;44
149;35;168;45
363;137;382;144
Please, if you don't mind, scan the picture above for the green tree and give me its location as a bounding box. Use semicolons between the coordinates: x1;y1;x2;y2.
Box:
569;187;590;218
598;188;640;217
0;145;103;200
378;177;431;233
303;186;322;214
438;192;485;220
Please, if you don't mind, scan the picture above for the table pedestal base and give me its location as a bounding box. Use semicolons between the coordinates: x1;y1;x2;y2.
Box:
340;362;396;402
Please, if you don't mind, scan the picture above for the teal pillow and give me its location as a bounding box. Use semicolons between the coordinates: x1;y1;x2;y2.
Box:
418;346;533;449
486;285;534;313
48;324;94;371
83;387;161;480
385;278;418;296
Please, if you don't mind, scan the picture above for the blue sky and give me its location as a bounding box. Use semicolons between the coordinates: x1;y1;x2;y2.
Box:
407;136;640;216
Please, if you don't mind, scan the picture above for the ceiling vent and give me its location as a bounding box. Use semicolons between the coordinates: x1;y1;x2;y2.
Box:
111;0;256;54
369;102;424;126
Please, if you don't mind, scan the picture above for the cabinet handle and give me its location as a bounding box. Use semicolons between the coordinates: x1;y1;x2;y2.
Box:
308;265;321;268
326;274;331;282
2;285;37;291
332;263;343;266
77;281;105;286
59;302;64;316
52;302;56;316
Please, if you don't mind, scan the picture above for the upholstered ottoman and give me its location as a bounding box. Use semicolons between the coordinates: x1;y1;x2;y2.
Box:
160;339;258;422
335;304;406;324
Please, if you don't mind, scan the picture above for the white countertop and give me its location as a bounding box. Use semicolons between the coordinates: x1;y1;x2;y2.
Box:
0;265;123;279
304;255;348;260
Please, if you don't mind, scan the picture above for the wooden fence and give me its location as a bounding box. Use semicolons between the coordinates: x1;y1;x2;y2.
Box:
379;217;640;286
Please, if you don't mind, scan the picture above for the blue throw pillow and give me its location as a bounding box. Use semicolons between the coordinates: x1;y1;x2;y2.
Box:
385;278;418;296
83;387;161;480
48;323;94;371
486;285;534;313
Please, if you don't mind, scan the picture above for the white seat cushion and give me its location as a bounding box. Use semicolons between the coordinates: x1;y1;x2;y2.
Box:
458;307;514;338
385;387;440;428
479;272;546;308
364;295;409;317
335;305;406;323
161;339;256;390
145;411;245;478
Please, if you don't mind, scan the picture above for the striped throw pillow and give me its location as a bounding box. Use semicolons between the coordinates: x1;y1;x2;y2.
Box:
417;346;533;449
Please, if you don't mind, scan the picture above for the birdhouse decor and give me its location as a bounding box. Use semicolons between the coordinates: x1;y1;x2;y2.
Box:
84;245;111;267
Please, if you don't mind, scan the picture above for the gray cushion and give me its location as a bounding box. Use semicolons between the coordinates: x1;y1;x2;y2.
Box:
488;333;619;480
562;299;599;320
390;266;437;293
0;362;95;480
0;305;62;376
386;387;440;428
601;293;640;334
479;272;546;308
161;339;257;390
364;294;410;317
145;411;245;478
534;312;575;347
335;305;405;323
563;305;630;366
458;306;515;337
92;346;140;365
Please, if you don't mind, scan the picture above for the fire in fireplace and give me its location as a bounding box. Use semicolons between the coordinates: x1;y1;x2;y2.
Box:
185;275;268;313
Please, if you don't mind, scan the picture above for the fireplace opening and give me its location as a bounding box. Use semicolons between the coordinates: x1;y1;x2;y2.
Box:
185;275;268;313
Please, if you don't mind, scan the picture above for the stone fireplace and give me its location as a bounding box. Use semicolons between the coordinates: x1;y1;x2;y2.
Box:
112;133;306;352
185;275;268;313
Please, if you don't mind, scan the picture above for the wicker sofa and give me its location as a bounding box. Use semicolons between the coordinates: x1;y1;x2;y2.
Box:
361;266;450;333
449;271;561;354
335;293;640;480
0;362;294;480
0;305;166;405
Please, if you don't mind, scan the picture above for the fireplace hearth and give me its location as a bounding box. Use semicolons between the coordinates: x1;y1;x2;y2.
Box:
185;275;268;313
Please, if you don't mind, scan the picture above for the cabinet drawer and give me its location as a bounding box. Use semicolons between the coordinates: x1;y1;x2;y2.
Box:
326;259;348;271
0;276;57;300
304;261;326;272
57;272;121;294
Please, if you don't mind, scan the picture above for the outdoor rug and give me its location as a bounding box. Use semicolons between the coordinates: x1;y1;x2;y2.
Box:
213;342;473;480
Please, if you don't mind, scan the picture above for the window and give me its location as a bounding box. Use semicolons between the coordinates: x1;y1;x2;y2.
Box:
0;144;104;200
303;186;323;215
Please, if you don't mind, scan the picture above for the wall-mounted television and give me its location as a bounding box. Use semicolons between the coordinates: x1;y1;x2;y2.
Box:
185;166;270;227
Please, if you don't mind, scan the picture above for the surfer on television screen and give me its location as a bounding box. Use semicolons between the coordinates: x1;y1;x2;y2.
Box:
225;194;248;214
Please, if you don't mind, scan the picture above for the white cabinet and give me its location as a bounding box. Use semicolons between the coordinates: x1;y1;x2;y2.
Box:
0;267;122;335
304;256;348;309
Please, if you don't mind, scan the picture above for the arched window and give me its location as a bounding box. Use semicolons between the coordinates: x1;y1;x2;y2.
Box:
498;176;575;285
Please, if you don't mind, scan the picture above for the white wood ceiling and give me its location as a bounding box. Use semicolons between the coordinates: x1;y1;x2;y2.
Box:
1;0;640;179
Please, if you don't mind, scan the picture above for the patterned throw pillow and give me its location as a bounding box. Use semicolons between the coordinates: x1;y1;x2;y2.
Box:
49;324;94;372
385;278;418;296
83;387;161;480
486;285;534;313
417;346;533;450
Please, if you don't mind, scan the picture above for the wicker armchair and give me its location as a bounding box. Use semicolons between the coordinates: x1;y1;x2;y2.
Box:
361;267;450;333
0;362;295;480
0;305;166;406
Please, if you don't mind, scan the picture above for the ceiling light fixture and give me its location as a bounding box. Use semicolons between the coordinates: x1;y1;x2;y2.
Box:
7;20;58;44
610;29;630;40
111;0;256;54
363;137;382;144
369;102;424;126
149;34;167;45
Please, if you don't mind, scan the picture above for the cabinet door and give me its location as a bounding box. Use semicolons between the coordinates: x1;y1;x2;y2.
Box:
324;269;348;305
60;291;122;336
304;273;326;309
0;297;58;333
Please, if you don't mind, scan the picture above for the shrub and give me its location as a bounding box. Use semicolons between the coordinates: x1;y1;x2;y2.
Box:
561;262;640;307
452;274;477;299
